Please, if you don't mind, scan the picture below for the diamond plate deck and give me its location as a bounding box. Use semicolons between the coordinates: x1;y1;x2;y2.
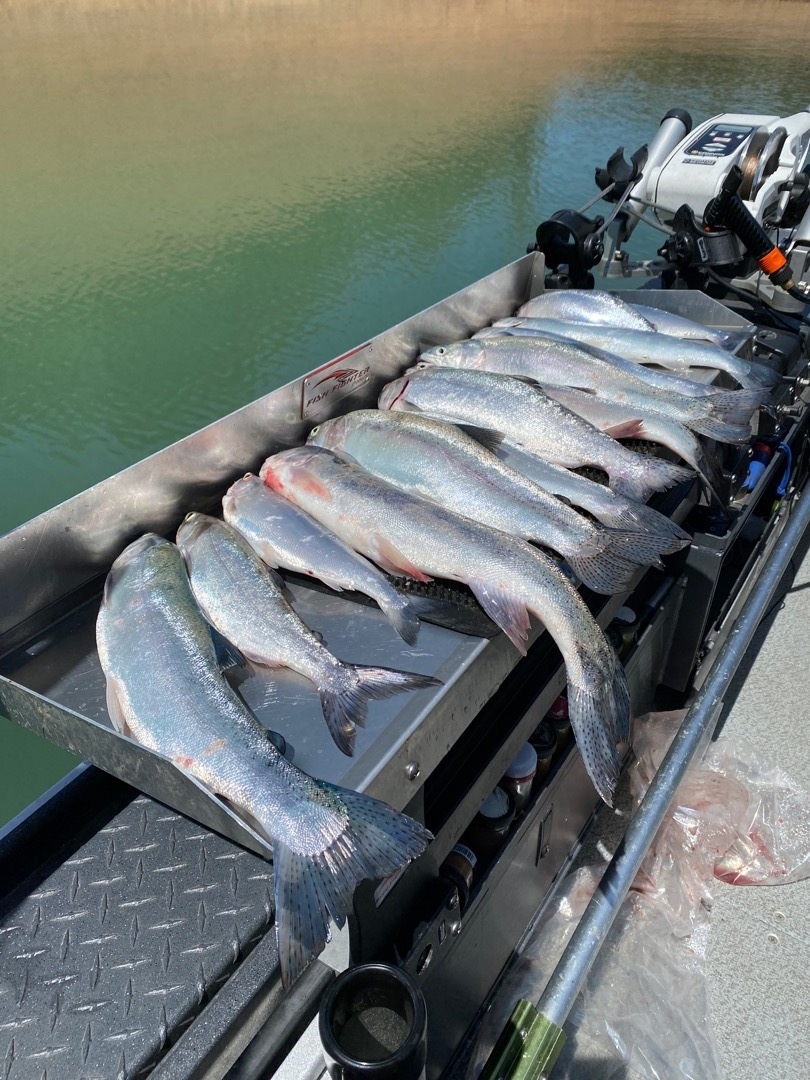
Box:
0;794;276;1080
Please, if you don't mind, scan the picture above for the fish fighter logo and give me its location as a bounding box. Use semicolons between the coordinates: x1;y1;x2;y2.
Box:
302;345;372;419
312;367;365;390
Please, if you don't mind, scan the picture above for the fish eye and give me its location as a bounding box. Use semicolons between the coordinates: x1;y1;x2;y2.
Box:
436;347;446;355
311;425;319;434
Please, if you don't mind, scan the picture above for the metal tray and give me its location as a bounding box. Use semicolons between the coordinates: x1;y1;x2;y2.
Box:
0;267;741;860
0;255;546;860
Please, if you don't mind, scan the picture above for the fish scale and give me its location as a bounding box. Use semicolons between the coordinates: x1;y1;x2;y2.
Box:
260;445;630;806
420;336;768;445
379;365;694;502
308;408;682;595
96;534;431;988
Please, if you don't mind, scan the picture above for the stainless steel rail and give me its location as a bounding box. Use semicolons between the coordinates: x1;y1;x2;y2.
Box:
535;481;810;1043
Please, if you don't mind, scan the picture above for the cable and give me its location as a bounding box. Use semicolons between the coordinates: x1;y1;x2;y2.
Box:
704;267;803;332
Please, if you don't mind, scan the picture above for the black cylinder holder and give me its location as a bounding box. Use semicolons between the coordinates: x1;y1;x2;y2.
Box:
319;963;428;1080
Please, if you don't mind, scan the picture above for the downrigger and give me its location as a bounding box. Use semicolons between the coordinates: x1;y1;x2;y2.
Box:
532;106;810;317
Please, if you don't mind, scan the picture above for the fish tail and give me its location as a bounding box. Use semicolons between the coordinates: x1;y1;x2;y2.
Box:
517;551;628;804
573;489;686;548
609;454;695;501
320;666;442;755
716;328;757;353
567;546;638;595
687;386;769;443
568;652;630;806
604;527;686;570
737;360;780;390
274;785;431;986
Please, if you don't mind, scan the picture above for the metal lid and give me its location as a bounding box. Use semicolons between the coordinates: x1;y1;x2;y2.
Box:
504;742;537;779
479;787;512;820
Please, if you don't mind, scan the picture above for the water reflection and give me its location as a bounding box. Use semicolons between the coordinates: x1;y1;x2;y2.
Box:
1;0;809;812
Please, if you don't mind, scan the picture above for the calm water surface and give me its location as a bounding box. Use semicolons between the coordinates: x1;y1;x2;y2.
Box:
2;0;809;821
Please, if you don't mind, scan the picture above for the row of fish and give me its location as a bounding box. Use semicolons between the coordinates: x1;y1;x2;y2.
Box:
97;287;772;986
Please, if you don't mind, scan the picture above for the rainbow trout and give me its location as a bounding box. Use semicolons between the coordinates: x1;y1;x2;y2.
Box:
261;446;631;805
176;514;440;755
490;316;776;391
223;474;422;645
378;365;694;502
96;534;431;987
517;290;755;353
308;409;680;593
421;336;767;443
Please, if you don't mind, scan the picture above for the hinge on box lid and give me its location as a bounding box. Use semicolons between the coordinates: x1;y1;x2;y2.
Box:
535;806;554;866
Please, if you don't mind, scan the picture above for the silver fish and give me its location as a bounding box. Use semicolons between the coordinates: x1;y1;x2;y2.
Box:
421;337;767;444
96;534;431;987
223;474;421;645
308;409;679;594
496;446;691;552
631;303;755;353
517;289;754;352
176;514;440;756
518;290;656;332
379;366;694;502
493;317;776;391
262;445;631;805
543;386;724;502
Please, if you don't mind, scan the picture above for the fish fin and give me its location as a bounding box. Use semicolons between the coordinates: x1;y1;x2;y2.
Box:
567;551;637;595
105;678;135;738
273;785;431;986
467;579;532;654
209;626;248;671
698;387;770;433
737;360;780;390
507;374;544;388
399;589;500;638
588;496;691;550
687;417;751;443
609;456;694;501
455;425;505;454
602;418;647;440
314;574;345;593
567;658;629;806
376;595;422;645
603;526;688;565
716;328;758;353
318;692;357;756
369;536;432;583
320;666;442;755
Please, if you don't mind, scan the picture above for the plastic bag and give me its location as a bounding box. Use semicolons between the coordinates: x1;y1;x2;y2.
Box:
467;711;810;1079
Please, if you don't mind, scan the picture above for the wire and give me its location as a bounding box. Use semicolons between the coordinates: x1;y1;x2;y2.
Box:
758;556;798;627
704;267;803;332
622;205;673;235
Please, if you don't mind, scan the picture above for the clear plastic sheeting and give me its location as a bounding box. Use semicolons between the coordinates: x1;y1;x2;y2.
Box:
467;711;810;1080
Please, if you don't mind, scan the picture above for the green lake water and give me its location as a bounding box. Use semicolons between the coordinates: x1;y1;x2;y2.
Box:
1;0;809;823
